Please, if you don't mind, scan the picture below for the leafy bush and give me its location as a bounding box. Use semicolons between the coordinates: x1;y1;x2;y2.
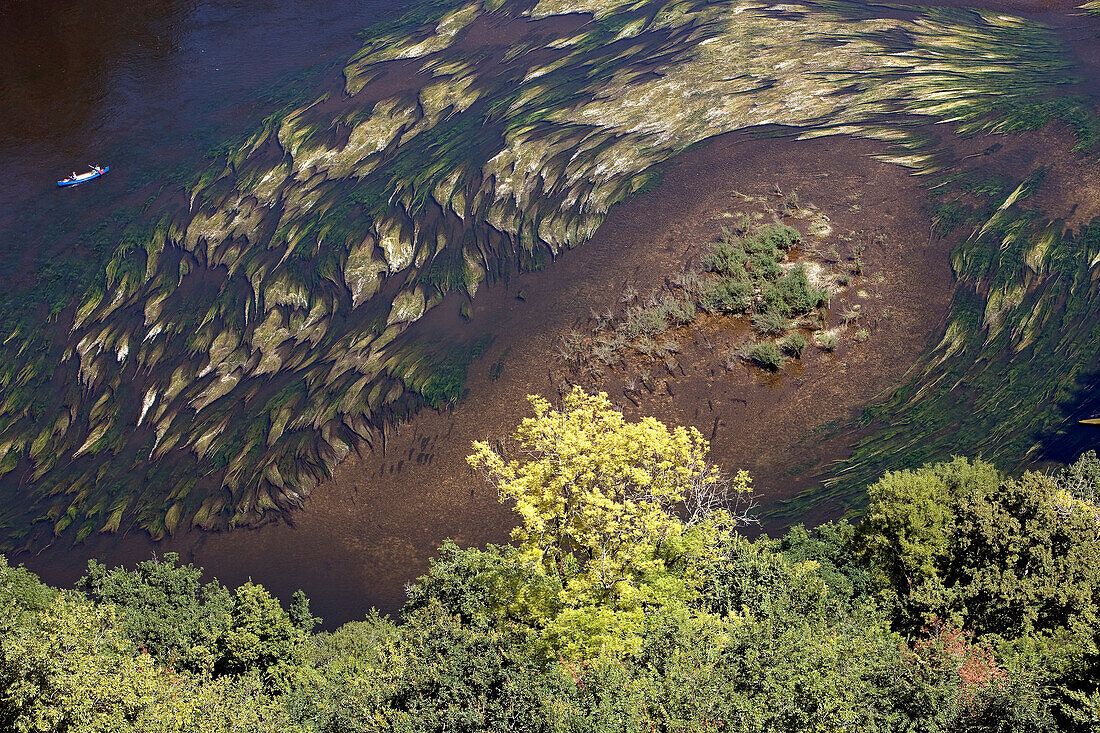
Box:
703;239;748;277
752;308;791;335
744;340;786;370
661;294;696;325
1053;449;1100;509
780;332;808;357
752;222;803;252
624;306;669;338
763;265;827;317
77;553;232;675
815;330;839;350
750;251;784;280
858;456;1100;725
700;276;753;314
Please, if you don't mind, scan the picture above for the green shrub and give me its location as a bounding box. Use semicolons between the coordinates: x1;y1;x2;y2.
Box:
763;265;827;317
752;308;791;335
702;223;803;288
662;295;696;325
703;239;748;277
700;277;753;314
779;332;808;357
749;251;784;281
752;222;802;252
745;235;778;260
815;330;839;350
744;340;786;370
623;306;669;339
76;554;233;676
670;270;704;296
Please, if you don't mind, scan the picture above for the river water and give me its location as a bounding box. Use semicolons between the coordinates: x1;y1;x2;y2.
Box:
0;0;416;618
0;0;406;292
2;0;1098;626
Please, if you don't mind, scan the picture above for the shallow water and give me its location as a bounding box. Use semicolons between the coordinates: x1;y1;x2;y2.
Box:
0;0;406;291
3;0;1099;626
0;0;409;614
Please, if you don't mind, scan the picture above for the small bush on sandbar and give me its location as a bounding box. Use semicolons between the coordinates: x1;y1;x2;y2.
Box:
700;277;753;314
622;306;670;339
763;265;827;317
752;308;791;335
743;340;786;370
752;222;802;252
662;294;696;325
815;330;839;351
779;332;808;357
749;251;784;280
703;240;748;278
636;306;670;337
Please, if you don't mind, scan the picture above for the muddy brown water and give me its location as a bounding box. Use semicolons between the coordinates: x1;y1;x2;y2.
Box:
7;0;1100;627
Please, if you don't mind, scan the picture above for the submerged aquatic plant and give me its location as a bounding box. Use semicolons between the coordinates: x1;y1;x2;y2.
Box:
0;0;1095;541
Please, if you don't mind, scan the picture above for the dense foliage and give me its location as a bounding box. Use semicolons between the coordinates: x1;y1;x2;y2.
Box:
2;395;1098;731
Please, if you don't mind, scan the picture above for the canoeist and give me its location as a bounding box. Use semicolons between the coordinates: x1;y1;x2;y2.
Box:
57;164;109;187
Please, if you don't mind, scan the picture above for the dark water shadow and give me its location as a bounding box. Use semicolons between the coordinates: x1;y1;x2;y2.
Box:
1037;368;1100;465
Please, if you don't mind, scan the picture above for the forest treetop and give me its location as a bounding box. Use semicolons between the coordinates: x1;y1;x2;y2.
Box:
3;393;1099;730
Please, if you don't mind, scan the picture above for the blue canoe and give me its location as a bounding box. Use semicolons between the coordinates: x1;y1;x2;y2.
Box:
57;166;109;187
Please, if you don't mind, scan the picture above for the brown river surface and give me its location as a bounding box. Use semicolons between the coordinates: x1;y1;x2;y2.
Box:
3;0;1099;626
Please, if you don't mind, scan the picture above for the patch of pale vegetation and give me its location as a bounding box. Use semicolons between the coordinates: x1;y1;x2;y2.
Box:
388;288;427;325
344;238;388;307
527;0;636;19
807;214;832;238
344;3;482;90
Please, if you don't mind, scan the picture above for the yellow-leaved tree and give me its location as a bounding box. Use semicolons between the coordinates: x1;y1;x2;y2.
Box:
468;387;752;659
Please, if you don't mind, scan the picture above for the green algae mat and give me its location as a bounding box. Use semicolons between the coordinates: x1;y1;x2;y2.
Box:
1;0;1098;542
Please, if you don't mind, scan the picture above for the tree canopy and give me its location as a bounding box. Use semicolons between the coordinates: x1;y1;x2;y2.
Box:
467;388;751;658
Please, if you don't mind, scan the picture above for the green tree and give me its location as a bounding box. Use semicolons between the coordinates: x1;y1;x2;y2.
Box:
404;540;562;629
860;457;1100;640
288;590;321;632
216;582;311;694
2;558;297;732
77;553;231;675
467;388;752;659
0;556;57;631
859;456;1100;728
